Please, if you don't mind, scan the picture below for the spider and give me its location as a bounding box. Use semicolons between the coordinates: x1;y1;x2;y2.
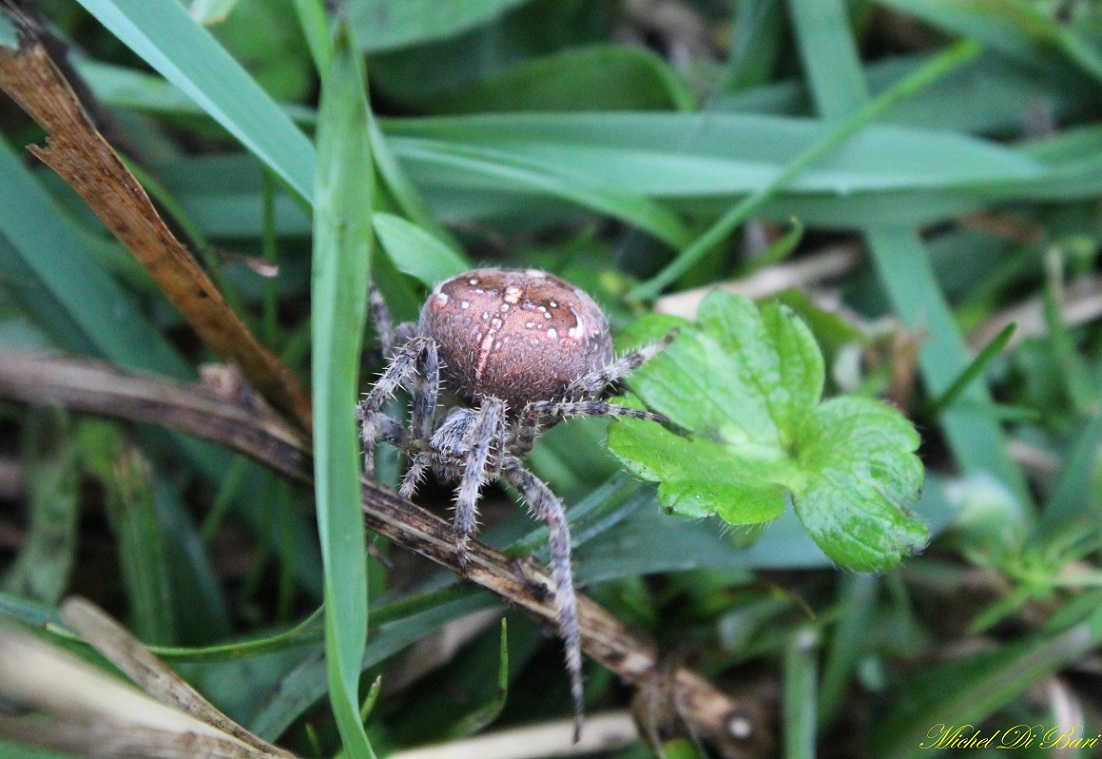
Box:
357;267;672;738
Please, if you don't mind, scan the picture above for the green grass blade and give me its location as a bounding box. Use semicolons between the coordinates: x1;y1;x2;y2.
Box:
292;0;331;76
722;0;784;93
879;0;1102;87
311;23;375;759
101;448;177;645
249;592;494;740
783;628;819;759
928;322;1016;415
630;39;983;299
373;213;470;287
1;409;79;606
1040;412;1102;530
872;622;1101;759
73;0;315;202
817;574;877;728
788;0;868;118
0;140;190;377
444;618;509;738
392;138;692;248
349;0;528;52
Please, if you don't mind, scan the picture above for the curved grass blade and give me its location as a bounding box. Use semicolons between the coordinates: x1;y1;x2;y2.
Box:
373;213;469;287
311;22;376;759
444;618;509;739
392;138;692;248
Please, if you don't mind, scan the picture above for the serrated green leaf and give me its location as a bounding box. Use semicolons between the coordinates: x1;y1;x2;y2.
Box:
608;292;926;572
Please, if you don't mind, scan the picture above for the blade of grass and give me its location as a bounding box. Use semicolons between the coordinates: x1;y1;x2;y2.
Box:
721;0;784;93
817;575;877;728
629;38;983;300
783;628;819;759
102;448;176;645
373;213;469;287
872;621;1101;759
291;0;330;76
72;0;315;202
927;322;1016;415
1039;411;1102;530
393;139;692;248
0;140;188;377
349;0;528;53
787;0;1030;504
879;0;1102;87
311;21;375;759
249;592;495;740
443;618;509;739
1;409;79;606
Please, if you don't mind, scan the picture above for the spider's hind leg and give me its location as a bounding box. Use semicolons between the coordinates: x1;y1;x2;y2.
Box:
501;456;584;742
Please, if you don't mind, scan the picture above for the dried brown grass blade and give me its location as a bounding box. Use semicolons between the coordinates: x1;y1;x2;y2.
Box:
0;24;313;430
0;622;295;758
61;597;299;759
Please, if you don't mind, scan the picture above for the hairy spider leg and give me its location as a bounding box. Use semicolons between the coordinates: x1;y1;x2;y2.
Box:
453;397;507;564
369;279;418;357
398;452;431;500
358;336;429;477
565;329;679;400
512;400;668;455
396;339;440;499
501;456;584;743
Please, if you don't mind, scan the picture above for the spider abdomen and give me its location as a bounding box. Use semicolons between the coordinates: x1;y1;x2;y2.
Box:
418;268;613;409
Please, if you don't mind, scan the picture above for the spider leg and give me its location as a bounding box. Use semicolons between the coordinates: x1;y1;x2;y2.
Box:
566;328;678;400
409;339;439;445
512;400;667;455
398;451;431;500
453;397;506;564
358;336;428;477
369;279;417;357
500;455;584;742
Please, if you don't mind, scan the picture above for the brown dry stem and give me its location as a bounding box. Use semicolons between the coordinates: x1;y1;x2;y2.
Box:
0;24;313;430
0;617;298;759
0;350;771;758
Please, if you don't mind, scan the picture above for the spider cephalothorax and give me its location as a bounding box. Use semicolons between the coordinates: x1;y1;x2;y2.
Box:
358;268;671;737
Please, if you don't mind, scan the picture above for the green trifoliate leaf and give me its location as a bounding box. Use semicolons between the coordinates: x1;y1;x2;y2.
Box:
608;292;925;572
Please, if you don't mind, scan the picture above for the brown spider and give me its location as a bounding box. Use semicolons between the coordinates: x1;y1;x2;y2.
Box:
357;268;671;738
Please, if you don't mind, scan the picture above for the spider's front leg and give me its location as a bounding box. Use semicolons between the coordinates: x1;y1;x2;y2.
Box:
451;397;506;564
397;340;440;499
368;279;417;358
500;455;584;743
358;336;430;478
512;400;668;456
565;329;679;400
